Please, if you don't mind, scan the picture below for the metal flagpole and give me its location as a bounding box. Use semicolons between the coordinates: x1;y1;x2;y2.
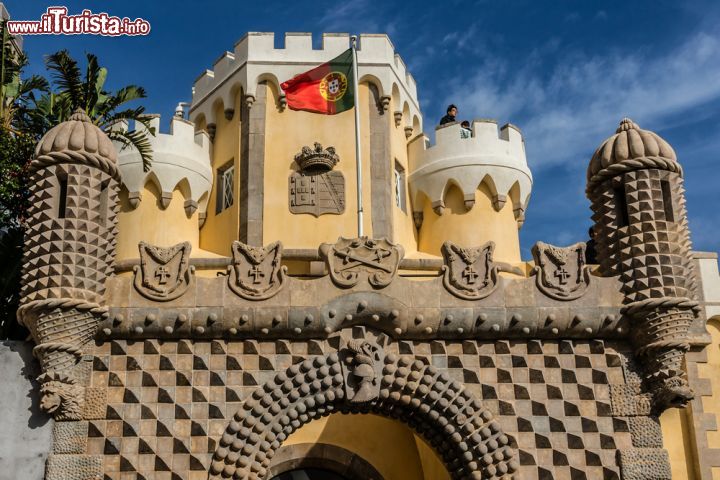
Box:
350;35;364;238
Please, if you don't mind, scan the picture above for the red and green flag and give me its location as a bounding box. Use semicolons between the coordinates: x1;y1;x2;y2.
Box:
281;49;354;115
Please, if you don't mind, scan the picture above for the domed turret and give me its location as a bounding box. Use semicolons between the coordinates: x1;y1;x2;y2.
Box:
586;118;697;412
19;108;121;419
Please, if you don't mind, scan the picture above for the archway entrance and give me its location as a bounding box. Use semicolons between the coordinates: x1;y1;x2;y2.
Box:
270;469;348;480
209;335;518;479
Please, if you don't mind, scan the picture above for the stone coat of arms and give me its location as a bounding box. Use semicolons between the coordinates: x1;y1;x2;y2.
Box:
441;241;500;300
289;142;345;216
134;241;194;301
531;241;591;300
227;241;287;300
319;237;404;288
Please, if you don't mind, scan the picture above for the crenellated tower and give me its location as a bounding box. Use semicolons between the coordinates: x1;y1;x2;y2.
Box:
408;120;532;264
587;118;698;411
17;109;120;419
113;114;214;261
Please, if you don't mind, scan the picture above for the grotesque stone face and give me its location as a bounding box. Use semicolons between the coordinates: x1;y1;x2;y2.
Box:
39;380;84;421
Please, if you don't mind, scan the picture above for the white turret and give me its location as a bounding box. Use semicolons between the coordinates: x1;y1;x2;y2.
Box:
408;120;533;264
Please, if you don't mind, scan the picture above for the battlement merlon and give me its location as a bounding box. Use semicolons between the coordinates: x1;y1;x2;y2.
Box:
189;32;421;129
112;115;213;212
408;120;532;215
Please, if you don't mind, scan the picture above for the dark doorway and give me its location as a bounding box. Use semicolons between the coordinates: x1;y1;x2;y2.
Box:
271;468;350;480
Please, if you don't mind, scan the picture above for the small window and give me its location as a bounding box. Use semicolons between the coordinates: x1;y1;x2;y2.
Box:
216;162;234;214
394;161;407;213
57;175;68;219
98;179;110;227
613;185;629;228
660;179;675;222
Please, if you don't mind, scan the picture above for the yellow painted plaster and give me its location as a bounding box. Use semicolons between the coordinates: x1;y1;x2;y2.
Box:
390;95;418;253
284;413;449;480
262;82;373;248
199;93;242;256
417;182;521;263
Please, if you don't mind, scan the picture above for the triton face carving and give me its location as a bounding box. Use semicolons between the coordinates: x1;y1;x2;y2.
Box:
133;241;193;301
531;241;591;300
441;240;500;300
227;241;287;300
341;338;384;403
289;142;345;216
319;237;404;288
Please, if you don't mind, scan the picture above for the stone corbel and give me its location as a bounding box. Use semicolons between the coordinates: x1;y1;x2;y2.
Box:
184;199;198;216
379;95;391;112
404;126;413;138
492;194;507;212
431;200;445;216
224;108;235;121
244;94;256;109
393;111;402;127
160;191;173;209
463;193;475;211
278;94;287;112
206;123;216;141
198;211;207;229
127;191;141;209
514;207;525;227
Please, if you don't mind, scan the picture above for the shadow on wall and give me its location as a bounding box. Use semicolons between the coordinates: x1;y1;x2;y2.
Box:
1;340;50;429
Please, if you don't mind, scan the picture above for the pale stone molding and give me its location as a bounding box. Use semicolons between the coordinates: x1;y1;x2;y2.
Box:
189;33;422;131
113;115;212;215
408;120;532;224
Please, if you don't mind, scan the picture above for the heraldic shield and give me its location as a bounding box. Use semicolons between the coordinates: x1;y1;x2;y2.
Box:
531;241;591;301
134;241;194;301
228;241;287;300
319;237;404;288
289;170;345;216
441;241;500;300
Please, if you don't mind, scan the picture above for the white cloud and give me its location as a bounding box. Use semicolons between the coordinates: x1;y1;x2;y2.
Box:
442;31;720;170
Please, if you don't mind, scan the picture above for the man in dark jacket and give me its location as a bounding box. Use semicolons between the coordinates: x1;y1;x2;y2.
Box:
439;104;457;125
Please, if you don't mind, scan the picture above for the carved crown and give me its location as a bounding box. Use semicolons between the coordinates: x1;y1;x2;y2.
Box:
294;142;339;171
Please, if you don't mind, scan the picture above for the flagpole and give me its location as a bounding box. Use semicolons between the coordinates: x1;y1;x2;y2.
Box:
350;35;364;238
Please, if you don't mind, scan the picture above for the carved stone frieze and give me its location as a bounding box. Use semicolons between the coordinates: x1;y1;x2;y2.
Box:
340;338;384;403
441;241;500;300
531;241;591;301
289;142;345;216
133;241;193;301
319;237;404;288
227;241;287;300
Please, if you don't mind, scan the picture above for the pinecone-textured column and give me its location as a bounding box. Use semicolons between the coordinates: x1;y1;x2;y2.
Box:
587;118;698;412
17;109;120;420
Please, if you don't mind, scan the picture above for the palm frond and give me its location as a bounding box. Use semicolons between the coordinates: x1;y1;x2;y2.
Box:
108;128;153;172
45;50;83;109
96;85;147;117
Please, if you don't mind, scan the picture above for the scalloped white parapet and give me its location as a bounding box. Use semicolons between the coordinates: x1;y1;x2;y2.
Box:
113;115;212;214
408;120;532;222
190;32;421;131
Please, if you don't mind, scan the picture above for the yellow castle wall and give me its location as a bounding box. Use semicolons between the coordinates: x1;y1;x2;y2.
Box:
116;184;206;262
284;413;449;480
199;94;242;256
417;182;521;264
262;82;373;248
390;95;418;253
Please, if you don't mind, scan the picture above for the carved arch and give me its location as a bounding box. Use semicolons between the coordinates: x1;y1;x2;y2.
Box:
209;345;518;480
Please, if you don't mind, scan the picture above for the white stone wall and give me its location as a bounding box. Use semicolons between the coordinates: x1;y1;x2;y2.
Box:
408;120;532;216
0;341;53;480
114;115;213;214
190;32;421;130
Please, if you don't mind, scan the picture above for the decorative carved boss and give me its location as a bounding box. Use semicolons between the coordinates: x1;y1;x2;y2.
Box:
531;241;591;300
134;241;193;301
441;241;500;300
320;237;404;288
227;240;287;300
289;142;345;216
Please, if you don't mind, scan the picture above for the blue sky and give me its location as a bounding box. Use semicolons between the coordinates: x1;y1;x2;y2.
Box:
8;0;720;258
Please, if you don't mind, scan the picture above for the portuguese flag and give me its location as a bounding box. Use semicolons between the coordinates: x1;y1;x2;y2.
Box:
281;49;355;115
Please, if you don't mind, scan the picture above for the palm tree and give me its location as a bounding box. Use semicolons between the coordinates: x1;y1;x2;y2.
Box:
44;50;154;170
